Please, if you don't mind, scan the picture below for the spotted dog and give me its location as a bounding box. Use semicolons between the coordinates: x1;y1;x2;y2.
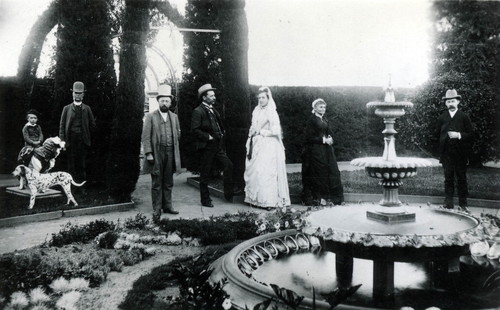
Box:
12;165;85;209
18;136;66;190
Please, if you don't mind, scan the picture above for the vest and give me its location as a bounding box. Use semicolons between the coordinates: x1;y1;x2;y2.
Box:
159;114;173;147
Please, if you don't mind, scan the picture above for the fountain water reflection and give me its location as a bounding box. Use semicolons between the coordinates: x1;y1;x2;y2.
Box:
253;252;427;300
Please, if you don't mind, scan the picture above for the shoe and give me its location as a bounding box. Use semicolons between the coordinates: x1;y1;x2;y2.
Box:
443;203;454;209
202;201;214;208
459;205;470;213
163;209;179;215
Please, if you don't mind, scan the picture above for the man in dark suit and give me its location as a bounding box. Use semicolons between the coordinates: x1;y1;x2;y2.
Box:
437;89;473;211
142;84;181;223
191;84;234;208
59;81;96;183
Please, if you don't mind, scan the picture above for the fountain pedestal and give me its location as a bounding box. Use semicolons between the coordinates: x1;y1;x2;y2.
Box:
351;85;432;223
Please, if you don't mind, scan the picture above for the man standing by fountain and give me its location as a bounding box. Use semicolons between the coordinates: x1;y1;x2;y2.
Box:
437;89;473;211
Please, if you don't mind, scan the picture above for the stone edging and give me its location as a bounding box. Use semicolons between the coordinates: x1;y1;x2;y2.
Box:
186;177;499;209
0;202;135;228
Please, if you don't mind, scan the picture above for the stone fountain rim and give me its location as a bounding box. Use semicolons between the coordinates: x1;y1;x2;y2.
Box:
367;100;414;108
350;157;433;168
214;229;371;310
303;206;481;248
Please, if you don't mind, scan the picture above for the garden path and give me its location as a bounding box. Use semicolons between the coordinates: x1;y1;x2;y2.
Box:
0;159;496;255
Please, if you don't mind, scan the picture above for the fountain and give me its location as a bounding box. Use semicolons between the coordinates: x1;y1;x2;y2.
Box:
209;85;489;309
350;81;432;223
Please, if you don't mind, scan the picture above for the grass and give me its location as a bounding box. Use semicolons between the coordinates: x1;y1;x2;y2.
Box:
208;166;500;201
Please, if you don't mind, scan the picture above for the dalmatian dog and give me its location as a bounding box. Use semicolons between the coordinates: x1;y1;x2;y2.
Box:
12;165;85;209
19;137;66;190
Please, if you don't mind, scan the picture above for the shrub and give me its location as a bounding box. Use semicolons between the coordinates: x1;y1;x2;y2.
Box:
49;219;116;247
119;245;234;310
0;243;147;298
97;231;119;249
124;213;151;230
158;215;259;245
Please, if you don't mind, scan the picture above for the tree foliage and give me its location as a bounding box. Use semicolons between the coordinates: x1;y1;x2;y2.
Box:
399;0;500;164
180;0;224;173
105;0;150;200
51;0;117;184
216;0;251;187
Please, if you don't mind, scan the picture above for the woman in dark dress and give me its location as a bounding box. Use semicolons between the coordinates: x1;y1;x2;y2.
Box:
301;99;344;205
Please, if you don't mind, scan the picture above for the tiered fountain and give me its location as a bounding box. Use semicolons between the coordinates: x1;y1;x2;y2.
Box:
350;82;432;222
210;85;485;309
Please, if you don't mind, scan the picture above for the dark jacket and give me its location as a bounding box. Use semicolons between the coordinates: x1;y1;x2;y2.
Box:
437;110;473;161
191;104;225;151
59;103;96;147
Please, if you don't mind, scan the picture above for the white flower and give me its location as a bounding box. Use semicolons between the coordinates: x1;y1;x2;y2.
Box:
281;206;287;213
9;291;29;308
56;291;81;310
290;208;296;213
274;222;281;230
284;221;289;228
67;278;89;291
29;287;50;304
145;247;157;255
126;233;140;243
31;305;51;310
188;287;194;294
260;224;266;231
50;277;70;293
222;298;232;310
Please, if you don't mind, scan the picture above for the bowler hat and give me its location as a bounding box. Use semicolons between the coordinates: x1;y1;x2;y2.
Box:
156;84;174;100
442;89;461;101
198;84;216;99
72;81;85;93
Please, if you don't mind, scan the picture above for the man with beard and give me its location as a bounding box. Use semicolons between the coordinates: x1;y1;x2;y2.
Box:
437;89;474;211
142;84;181;223
191;84;234;208
59;81;96;184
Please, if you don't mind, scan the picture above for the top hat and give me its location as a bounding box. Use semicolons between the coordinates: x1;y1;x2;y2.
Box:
72;81;85;93
442;89;461;101
156;84;174;100
198;84;216;99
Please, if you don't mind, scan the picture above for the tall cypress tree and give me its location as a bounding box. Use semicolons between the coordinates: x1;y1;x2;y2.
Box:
52;0;116;182
181;0;223;172
215;0;250;188
106;0;150;200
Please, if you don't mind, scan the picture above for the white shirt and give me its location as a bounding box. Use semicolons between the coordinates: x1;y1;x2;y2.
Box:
159;110;169;122
73;101;82;106
448;110;461;139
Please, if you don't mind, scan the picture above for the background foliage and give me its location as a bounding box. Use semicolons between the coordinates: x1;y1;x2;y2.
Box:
398;0;500;165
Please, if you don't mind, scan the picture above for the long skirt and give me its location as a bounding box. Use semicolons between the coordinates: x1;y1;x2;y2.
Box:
244;135;290;209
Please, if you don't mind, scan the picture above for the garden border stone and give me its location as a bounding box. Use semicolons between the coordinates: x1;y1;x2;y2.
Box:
0;201;134;228
187;177;499;209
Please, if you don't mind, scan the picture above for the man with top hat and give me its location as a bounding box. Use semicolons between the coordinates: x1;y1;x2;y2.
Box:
437;89;473;211
59;81;96;183
142;84;181;223
191;83;234;208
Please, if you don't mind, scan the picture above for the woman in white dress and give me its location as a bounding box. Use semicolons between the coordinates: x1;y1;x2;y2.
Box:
244;87;290;209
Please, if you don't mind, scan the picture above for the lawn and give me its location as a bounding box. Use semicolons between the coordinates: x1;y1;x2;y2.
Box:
215;166;500;201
